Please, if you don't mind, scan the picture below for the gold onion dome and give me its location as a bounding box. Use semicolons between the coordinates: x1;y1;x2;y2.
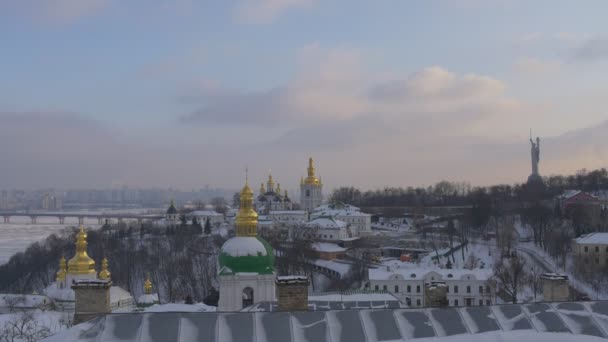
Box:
235;178;258;237
276;183;281;194
67;226;96;275
98;257;111;280
266;173;275;192
144;274;153;294
56;256;67;281
304;157;321;185
218;172;274;275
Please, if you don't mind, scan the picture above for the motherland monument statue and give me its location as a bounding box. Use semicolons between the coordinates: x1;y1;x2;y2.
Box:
527;129;544;185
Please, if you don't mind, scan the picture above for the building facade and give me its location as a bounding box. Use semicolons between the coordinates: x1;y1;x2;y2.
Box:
368;268;495;308
311;203;372;236
572;233;608;272
256;174;293;214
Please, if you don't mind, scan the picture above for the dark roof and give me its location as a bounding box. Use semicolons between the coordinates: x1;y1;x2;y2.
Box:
43;301;608;341
166;203;177;215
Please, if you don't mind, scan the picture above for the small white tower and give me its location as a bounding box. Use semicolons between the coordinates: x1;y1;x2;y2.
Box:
300;157;323;211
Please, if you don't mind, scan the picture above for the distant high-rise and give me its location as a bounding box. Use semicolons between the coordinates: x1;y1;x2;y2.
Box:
300;157;323;211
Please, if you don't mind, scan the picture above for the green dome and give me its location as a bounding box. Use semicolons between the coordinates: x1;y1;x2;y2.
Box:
218;236;274;275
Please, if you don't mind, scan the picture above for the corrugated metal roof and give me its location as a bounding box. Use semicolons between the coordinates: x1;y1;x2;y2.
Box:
43;301;608;342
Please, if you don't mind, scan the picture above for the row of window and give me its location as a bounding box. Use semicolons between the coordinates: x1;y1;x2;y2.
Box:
582;257;608;264
583;246;608;253
374;283;491;295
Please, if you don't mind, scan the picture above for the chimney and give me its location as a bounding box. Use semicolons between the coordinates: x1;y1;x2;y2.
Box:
275;276;309;311
72;279;112;324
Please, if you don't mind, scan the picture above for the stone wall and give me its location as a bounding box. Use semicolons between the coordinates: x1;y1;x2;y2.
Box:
72;281;111;324
276;276;309;311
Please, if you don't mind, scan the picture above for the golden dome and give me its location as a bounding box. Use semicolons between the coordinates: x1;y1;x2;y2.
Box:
56;256;67;282
144;274;153;294
304;157;321;185
99;257;111;280
67;226;96;276
276;183;281;194
267;173;275;192
236;176;258;237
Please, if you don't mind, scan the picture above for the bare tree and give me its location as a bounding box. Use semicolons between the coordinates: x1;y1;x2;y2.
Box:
493;254;527;303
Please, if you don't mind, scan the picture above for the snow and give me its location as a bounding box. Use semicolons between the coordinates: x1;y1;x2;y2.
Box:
189;210;222;217
143;303;216;313
312;242;346;253
0;221;73;265
305;217;347;229
413;331;606;341
221;237;268;257
44;284;75;301
0;310;72;341
0;294;52;310
137;294;158;304
313;259;352;276
574;232;608;244
308;292;398;302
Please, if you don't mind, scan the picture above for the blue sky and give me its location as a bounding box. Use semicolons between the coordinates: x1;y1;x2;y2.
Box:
0;0;607;190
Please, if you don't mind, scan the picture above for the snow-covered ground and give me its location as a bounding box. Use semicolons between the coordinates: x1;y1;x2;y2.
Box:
0;310;71;341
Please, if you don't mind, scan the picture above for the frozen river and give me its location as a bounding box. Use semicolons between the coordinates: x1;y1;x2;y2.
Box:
0;208;161;265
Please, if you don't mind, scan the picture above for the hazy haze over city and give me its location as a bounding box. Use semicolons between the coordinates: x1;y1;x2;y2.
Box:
1;0;607;190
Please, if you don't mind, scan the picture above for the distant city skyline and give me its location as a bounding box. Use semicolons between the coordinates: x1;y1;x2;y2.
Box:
1;0;607;189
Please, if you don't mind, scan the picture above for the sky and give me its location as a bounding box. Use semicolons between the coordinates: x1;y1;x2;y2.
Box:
0;0;607;191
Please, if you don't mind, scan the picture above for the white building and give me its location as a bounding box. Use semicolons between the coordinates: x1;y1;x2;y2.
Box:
268;210;308;224
188;210;224;226
368;267;494;308
302;216;350;241
311;202;372;236
300;158;323;212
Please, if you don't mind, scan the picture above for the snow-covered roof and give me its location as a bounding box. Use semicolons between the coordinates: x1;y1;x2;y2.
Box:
311;203;370;218
269;210;307;215
110;286;134;302
143;303;215;313
305;216;347;229
221;237;268;257
574;232;608;245
312;242;346;253
189;210;222;217
137;294;159;305
43;301;608;342
369;266;493;281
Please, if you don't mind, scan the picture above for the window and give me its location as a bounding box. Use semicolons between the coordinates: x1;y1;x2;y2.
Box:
486;300;491;305
467;286;471;293
585;246;589;252
447;274;453;278
416;285;420;293
407;285;411;293
306;190;310;197
454;286;459;293
454;299;459;306
605;246;608;252
596;246;600;252
479;300;483;306
416;299;421;306
479;286;483;293
374;285;379;291
486;286;491;293
395;285;399;293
